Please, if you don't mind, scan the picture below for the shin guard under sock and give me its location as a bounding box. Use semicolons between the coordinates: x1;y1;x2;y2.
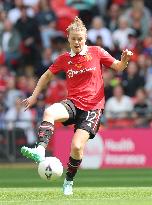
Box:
38;121;54;147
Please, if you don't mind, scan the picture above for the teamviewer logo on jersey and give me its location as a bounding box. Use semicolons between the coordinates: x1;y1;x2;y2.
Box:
67;67;96;78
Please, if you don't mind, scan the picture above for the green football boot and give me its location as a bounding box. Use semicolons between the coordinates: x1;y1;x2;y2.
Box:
21;146;45;163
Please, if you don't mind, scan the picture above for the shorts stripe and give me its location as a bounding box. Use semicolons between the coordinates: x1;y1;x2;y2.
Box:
92;109;102;131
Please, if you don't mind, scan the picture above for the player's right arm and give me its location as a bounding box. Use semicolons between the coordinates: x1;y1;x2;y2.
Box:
22;70;54;110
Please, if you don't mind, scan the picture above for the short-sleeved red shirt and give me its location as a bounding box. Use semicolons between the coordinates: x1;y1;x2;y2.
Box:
49;46;115;111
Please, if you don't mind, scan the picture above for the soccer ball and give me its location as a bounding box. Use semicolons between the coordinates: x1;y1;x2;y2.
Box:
38;157;63;181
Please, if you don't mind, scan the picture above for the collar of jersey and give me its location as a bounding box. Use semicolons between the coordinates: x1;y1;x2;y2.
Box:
69;45;88;57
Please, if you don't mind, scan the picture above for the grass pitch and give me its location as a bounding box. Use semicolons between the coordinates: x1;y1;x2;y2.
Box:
0;164;152;205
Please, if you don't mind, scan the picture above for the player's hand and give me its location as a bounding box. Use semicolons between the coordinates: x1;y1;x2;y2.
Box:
21;96;37;111
121;49;133;63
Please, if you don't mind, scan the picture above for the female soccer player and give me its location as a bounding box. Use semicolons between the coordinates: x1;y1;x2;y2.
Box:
21;17;133;195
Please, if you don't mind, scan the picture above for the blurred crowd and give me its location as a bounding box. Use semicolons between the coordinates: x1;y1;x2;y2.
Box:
0;0;152;145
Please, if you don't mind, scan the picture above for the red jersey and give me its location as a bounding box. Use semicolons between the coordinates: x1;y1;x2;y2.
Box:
49;46;115;111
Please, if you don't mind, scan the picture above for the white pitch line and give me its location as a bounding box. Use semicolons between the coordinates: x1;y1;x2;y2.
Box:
1;198;152;203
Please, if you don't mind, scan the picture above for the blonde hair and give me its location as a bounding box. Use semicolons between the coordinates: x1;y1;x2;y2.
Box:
66;16;87;34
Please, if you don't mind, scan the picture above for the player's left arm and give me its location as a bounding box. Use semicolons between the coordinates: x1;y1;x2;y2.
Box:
110;49;133;71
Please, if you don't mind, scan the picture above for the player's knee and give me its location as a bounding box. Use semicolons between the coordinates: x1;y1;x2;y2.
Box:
71;143;82;155
43;107;55;120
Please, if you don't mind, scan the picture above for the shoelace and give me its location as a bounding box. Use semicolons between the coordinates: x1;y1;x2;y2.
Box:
65;181;73;187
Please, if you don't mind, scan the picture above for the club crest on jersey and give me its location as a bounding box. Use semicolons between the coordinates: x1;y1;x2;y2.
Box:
84;53;92;61
75;63;82;68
